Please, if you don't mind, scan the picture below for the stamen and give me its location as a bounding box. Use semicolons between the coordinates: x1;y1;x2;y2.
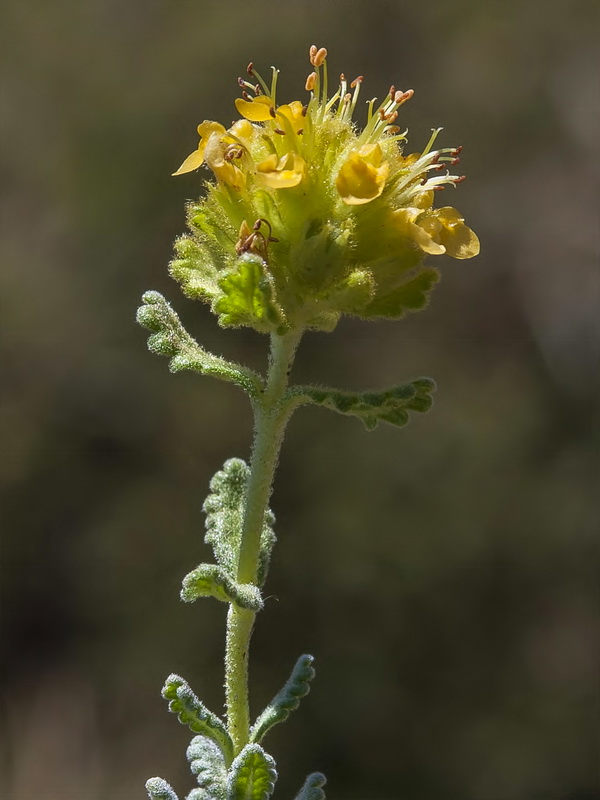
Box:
314;47;328;67
394;89;414;105
350;76;363;89
246;62;254;76
309;45;318;65
274;129;286;135
269;106;277;118
255;84;262;95
305;72;317;91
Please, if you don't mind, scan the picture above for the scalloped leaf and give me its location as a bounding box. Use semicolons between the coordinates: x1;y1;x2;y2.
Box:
203;459;276;588
146;777;180;800
162;675;234;765
215;254;286;333
181;563;263;611
362;267;440;319
186;736;228;798
226;744;277;800
293;773;327;800
291;378;436;431
136;291;262;396
250;655;315;744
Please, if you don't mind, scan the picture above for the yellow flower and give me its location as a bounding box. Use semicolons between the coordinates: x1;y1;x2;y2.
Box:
172;121;226;176
256;152;305;188
275;101;305;135
336;144;389;205
391;198;480;259
203;132;246;191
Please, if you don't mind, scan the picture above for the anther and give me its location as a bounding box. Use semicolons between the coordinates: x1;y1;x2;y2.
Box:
340;73;345;82
394;89;414;105
255;84;262;95
274;129;286;135
350;76;364;89
433;185;446;191
450;157;461;165
309;45;318;65
389;84;396;98
269;106;277;118
302;104;308;116
454;175;467;184
242;90;250;101
314;47;328;67
247;62;254;76
297;128;304;135
237;77;245;87
452;146;463;156
305;72;317;92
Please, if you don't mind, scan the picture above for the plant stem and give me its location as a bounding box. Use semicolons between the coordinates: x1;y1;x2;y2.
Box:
225;329;302;753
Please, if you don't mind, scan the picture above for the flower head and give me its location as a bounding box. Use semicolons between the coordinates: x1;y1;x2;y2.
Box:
171;46;479;333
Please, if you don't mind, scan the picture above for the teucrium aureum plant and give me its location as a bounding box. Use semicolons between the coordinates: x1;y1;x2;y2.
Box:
138;45;479;799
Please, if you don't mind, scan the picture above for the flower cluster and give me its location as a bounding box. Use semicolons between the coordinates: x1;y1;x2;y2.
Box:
170;46;479;333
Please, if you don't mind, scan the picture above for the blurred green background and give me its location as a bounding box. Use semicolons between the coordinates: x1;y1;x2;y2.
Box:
1;1;598;798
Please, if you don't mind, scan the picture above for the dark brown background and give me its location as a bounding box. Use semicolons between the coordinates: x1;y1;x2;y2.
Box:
1;1;598;798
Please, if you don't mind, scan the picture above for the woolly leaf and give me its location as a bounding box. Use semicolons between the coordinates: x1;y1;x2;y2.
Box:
146;777;180;800
136;291;262;396
186;736;227;799
290;378;436;431
215;254;286;333
362;268;440;318
250;655;315;744
162;675;234;765
181;563;263;611
293;773;327;800
203;458;276;588
226;744;277;800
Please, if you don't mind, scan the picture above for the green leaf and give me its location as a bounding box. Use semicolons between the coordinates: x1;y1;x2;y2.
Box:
186;736;227;799
162;675;234;765
293;773;327;800
136;291;263;396
290;378;436;431
203;459;276;588
215;254;286;333
181;563;263;611
226;744;277;800
362;268;440;318
250;655;315;744
145;777;179;800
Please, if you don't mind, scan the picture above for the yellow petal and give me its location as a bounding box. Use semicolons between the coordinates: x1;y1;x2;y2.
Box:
357;143;383;166
172;148;205;176
336;149;389;205
432;207;480;259
197;120;226;139
276;101;305;133
390;209;445;255
257;152;305;188
412;190;434;210
234;96;274;122
227;119;254;142
212;161;246;191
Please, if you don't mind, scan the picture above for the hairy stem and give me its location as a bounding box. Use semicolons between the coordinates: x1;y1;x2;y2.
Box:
225;329;302;753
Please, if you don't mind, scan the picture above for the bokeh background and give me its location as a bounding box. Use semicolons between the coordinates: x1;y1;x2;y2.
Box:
1;1;599;798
